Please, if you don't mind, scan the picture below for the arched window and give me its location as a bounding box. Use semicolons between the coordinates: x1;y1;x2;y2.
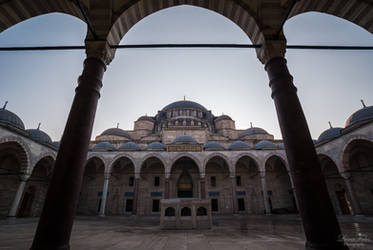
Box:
165;207;175;216
197;207;207;216
181;207;191;216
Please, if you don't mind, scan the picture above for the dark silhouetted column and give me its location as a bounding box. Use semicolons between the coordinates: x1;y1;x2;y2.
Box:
265;57;348;250
165;178;170;199
200;178;206;199
30;57;105;250
132;178;140;215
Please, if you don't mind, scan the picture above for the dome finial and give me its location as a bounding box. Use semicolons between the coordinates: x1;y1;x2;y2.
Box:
361;99;366;108
37;122;41;130
2;101;8;110
328;121;332;129
116;122;119;128
250;122;253;128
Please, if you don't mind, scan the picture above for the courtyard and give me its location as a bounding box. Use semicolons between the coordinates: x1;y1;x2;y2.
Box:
1;215;373;250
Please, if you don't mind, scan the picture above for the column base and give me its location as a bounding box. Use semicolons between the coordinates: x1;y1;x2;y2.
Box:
306;241;349;250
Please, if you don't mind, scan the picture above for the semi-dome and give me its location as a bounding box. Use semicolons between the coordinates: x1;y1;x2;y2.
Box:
317;127;342;143
173;135;197;144
0;107;25;130
239;127;268;138
162;100;207;112
345;105;373;127
254;140;278;150
27;129;52;144
137;116;155;122
93;142;116;151
204;141;225;150
146;142;166;151
215;115;232;122
119;142;141;151
229;141;251;150
100;128;132;139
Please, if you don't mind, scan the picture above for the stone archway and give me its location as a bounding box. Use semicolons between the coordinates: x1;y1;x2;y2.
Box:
77;157;105;215
265;155;295;214
0;141;29;217
170;156;200;199
205;156;231;214
319;154;352;215
18;156;54;217
138;156;165;215
107;156;135;215
235;155;262;214
343;139;373;214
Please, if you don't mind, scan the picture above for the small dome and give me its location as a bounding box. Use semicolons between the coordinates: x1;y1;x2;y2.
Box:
345;105;373;127
146;142;166;151
204;141;225;150
93;142;116;151
100;128;132;139
229;141;251;150
173;135;197;144
317;127;342;143
0;108;25;130
119;142;141;151
215;115;232;122
162;100;207;112
137;116;155;122
52;141;60;149
254;140;278;150
239;127;268;138
27;129;52;144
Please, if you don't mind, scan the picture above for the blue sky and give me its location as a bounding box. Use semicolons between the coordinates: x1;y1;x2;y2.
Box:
0;5;372;141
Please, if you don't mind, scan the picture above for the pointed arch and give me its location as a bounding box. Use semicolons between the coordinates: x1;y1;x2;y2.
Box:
107;153;137;173
169;153;202;174
0;135;31;173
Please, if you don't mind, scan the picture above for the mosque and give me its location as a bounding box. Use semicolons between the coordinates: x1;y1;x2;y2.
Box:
0;99;372;218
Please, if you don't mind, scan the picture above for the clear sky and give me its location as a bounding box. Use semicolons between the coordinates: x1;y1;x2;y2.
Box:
0;5;372;141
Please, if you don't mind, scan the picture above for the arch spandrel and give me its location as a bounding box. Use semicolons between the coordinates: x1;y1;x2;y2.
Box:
289;0;373;35
0;0;86;33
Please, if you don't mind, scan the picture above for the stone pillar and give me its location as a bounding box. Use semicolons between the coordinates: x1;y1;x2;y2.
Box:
260;172;271;215
165;178;170;199
343;174;362;215
99;172;110;216
132;178;140;215
8;174;30;217
230;176;237;214
200;178;206;199
265;56;348;249
30;56;107;250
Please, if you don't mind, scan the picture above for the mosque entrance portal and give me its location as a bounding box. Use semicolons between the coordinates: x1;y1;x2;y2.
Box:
177;170;193;198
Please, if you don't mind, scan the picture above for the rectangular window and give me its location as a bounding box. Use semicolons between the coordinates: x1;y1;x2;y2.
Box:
154;176;160;187
211;199;218;212
152;200;160;212
129;177;134;187
210;176;216;187
97;198;102;213
236;176;241;186
125;199;133;212
238;198;245;211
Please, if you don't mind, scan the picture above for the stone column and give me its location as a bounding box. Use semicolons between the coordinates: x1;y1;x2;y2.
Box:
165;178;170;199
200;178;206;199
265;56;348;249
343;174;362;215
30;54;108;250
230;176;237;214
98;172;110;216
260;172;271;215
8;174;30;217
132;178;140;215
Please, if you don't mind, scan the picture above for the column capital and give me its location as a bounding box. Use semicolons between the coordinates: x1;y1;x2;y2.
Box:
85;40;114;66
259;171;266;178
20;173;31;182
104;172;111;180
257;38;287;65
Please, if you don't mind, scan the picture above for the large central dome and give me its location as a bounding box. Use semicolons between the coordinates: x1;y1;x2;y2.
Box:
162;100;207;112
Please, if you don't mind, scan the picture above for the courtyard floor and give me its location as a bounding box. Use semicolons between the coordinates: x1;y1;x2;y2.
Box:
1;215;373;250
